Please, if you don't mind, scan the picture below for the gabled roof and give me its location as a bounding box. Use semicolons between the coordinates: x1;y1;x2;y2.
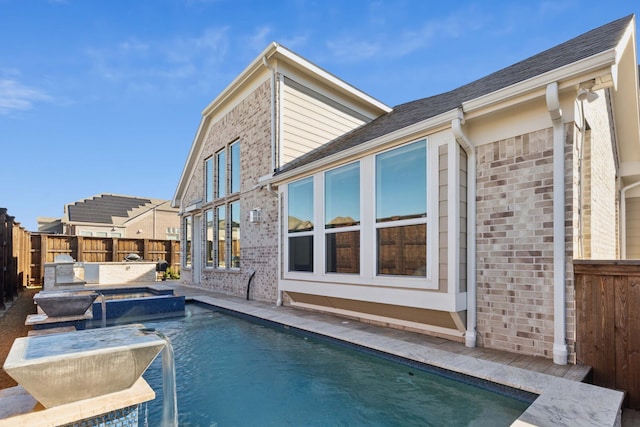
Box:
172;43;391;208
66;194;169;225
276;14;634;176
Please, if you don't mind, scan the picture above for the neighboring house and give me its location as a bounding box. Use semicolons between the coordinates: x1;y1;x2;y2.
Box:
38;193;180;240
173;15;640;365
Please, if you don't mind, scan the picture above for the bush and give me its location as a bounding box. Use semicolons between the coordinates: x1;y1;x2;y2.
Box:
163;267;180;280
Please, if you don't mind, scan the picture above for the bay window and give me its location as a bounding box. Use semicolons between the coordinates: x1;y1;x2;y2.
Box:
284;138;428;282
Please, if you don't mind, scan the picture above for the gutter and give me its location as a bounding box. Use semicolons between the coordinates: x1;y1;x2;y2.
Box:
451;111;477;348
546;82;568;365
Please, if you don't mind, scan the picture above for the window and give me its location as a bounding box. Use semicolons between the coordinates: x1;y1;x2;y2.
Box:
230;201;240;268
288;177;314;272
325;162;360;274
216;205;225;268
284;138;429;283
230;141;240;194
205;210;214;267
166;227;180;240
210;140;242;269
184;216;192;268
375;140;427;276
216;149;226;198
205;157;213;203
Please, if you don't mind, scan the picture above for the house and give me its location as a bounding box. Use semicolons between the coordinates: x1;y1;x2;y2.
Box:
172;15;640;365
38;193;180;240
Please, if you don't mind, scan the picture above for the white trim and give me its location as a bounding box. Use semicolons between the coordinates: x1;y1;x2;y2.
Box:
463;51;617;114
448;139;460;294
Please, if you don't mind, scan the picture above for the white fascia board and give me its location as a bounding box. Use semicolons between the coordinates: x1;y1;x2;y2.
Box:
462;50;617;115
615;17;636;66
202;43;279;117
172;115;209;208
202;43;391;118
271;109;458;184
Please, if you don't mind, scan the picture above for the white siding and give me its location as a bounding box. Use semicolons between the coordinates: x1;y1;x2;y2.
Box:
281;79;368;165
626;197;640;259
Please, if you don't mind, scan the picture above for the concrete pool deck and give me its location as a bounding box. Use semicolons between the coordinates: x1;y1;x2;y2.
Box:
165;282;626;427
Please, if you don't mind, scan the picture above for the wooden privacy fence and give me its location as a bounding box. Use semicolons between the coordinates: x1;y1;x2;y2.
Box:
0;209;30;308
30;234;180;286
574;260;640;409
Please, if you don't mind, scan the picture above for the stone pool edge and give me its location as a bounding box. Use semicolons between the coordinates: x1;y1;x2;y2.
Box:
191;295;623;427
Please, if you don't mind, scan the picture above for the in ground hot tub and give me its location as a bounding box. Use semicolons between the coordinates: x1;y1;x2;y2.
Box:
89;287;185;327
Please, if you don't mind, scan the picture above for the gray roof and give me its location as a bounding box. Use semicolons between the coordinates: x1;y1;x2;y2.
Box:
277;14;633;175
67;194;152;224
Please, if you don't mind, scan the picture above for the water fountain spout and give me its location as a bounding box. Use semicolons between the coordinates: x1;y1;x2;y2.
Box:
143;328;178;426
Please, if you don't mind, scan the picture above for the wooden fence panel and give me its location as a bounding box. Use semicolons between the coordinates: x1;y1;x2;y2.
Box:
28;234;180;285
81;237;113;262
117;239;144;261
575;260;640;409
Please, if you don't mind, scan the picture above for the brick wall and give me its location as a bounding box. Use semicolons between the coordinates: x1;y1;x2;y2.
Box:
476;128;559;358
583;96;617;258
180;79;279;302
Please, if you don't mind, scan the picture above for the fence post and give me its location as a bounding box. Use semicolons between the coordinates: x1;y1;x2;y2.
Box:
111;238;118;262
143;239;150;261
6;215;17;300
0;208;6;308
76;236;84;262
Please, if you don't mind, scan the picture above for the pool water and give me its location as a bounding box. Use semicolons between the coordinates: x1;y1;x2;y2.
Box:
141;304;531;426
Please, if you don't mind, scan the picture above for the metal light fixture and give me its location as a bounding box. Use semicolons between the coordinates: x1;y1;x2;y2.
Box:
577;81;599;103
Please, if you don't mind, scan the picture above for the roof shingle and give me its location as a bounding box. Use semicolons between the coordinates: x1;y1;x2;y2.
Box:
276;14;633;175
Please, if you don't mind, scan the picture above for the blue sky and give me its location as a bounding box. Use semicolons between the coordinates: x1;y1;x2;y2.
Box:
1;0;639;231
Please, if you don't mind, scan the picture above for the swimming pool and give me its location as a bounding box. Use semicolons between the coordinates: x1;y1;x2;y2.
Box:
141;303;532;426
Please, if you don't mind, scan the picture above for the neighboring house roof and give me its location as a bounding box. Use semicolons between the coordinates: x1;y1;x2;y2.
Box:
66;194;172;225
276;14;634;176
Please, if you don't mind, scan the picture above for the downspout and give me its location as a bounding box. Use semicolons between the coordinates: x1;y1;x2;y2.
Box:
621;181;640;259
546;82;568;365
451;111;477;348
262;56;277;173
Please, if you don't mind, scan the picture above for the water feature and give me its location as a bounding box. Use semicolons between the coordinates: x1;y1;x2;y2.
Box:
87;287;185;328
4;324;166;408
142;328;179;427
141;303;532;426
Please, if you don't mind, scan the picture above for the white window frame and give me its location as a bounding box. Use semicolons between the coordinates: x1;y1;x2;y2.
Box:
283;138;437;290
